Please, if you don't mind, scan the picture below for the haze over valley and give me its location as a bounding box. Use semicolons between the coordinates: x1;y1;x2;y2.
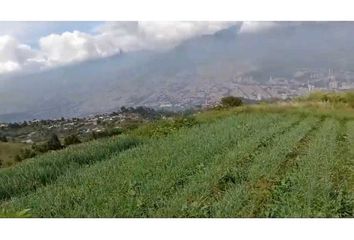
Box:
2;22;354;121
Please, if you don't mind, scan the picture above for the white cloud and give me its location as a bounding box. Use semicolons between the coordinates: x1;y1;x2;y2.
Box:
39;31;100;66
96;21;235;51
0;35;38;74
239;21;279;34
0;61;21;73
0;21;236;75
34;21;236;67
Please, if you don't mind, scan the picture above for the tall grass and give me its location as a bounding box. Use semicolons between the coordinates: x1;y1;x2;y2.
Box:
2;113;288;217
212;117;319;217
0;135;141;202
299;91;354;108
1;109;353;217
264;119;347;217
153;115;301;217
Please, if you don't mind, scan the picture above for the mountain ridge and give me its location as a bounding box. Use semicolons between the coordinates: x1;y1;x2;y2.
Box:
2;22;354;121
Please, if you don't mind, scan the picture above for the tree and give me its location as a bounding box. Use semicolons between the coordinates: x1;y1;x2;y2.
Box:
64;134;81;146
221;96;243;108
47;133;62;150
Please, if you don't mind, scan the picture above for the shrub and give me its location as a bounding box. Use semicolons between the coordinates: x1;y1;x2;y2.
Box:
32;143;49;153
221;96;243;108
0;135;7;142
14;148;36;162
64;134;81;146
14;155;22;162
47;134;62;150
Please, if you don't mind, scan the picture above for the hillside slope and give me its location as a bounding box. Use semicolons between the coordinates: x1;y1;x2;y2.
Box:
1;106;353;217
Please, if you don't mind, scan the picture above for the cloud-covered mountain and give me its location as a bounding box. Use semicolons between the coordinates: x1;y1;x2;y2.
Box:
0;22;234;75
2;22;354;122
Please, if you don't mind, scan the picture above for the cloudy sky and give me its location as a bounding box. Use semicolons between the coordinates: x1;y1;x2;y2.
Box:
0;21;278;75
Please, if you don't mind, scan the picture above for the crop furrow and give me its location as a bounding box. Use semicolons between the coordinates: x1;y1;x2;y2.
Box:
254;117;324;217
0;135;141;202
152;115;303;217
264;119;342;217
212;117;320;217
1;113;282;217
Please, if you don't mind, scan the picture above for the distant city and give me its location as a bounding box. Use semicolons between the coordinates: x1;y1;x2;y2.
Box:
137;68;354;110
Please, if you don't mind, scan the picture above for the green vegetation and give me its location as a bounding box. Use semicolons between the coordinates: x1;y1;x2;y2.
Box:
264;119;353;217
14;148;36;162
0;142;29;167
0;106;170;167
0;135;8;142
46;134;63;150
130;116;199;138
299;91;354;108
0;135;141;202
64;134;81;146
220;96;243;108
1;94;354;217
0;208;31;218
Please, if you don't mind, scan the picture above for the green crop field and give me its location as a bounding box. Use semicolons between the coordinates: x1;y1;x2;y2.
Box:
0;105;353;217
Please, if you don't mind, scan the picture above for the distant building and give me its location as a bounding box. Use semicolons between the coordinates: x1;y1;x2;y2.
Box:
328;68;338;90
340;82;354;90
307;79;315;92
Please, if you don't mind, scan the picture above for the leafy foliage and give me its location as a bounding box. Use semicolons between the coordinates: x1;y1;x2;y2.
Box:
47;134;62;150
221;96;243;108
64;134;81;146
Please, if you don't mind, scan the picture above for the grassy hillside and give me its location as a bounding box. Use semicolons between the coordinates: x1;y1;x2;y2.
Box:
0;142;28;167
0;100;354;217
